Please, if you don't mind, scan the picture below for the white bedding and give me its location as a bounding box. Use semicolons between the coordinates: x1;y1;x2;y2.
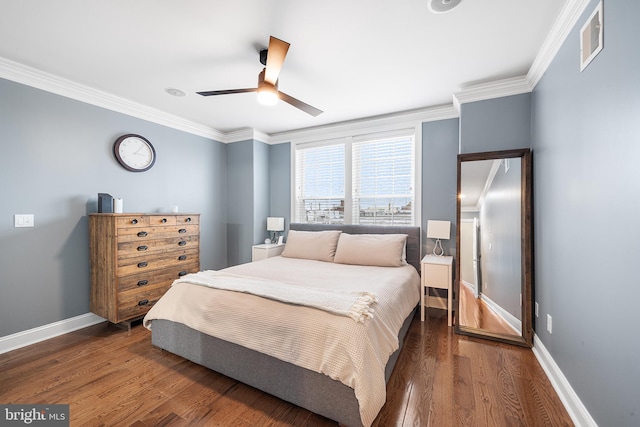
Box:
143;256;420;426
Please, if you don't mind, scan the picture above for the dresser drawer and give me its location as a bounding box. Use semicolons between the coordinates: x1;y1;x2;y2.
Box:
117;285;168;321
177;215;199;225
117;248;200;277
118;270;175;292
116;224;200;242
118;235;200;255
148;215;177;226
116;215;149;228
423;263;449;289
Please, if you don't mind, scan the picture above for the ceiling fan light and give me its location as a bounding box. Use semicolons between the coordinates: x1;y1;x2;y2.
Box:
257;86;278;106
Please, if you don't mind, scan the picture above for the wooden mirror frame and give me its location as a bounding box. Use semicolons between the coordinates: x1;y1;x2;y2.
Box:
454;148;533;347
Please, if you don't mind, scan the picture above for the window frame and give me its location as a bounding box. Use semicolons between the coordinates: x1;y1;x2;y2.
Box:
291;123;422;226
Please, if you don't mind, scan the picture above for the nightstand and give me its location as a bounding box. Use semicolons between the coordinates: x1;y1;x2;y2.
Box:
420;255;454;326
252;243;285;262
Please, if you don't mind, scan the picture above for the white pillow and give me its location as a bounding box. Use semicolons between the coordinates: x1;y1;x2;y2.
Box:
333;233;408;267
281;230;342;262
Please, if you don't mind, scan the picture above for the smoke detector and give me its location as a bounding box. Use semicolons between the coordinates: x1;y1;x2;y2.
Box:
428;0;462;13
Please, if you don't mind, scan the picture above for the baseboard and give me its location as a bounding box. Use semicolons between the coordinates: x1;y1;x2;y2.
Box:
480;294;521;334
0;313;106;354
532;334;598;427
461;280;477;297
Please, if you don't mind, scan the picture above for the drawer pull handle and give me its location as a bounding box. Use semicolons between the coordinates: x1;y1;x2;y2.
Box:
137;262;148;268
161;218;167;223
137;231;148;237
178;271;187;277
178;241;187;246
131;219;138;224
178;228;187;234
137;245;148;251
186;217;192;222
138;299;149;306
137;280;148;286
178;255;187;261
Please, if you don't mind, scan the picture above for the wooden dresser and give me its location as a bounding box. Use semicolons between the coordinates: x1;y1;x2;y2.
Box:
89;213;200;325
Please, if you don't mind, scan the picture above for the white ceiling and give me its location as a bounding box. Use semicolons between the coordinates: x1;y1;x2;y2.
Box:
0;0;568;137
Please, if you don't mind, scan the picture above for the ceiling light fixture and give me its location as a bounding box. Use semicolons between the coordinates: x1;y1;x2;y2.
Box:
428;0;462;14
256;68;279;106
165;88;186;97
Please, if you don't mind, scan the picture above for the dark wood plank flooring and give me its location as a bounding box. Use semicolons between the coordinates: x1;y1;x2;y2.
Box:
459;281;519;336
0;310;573;426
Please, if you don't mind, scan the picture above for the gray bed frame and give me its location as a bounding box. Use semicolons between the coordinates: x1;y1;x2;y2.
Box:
151;223;421;427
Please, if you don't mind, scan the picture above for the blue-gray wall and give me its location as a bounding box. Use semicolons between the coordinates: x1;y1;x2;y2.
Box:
422;119;459;256
531;1;640;425
226;139;270;266
460;93;532;154
253;141;270;245
269;142;292;233
0;77;227;337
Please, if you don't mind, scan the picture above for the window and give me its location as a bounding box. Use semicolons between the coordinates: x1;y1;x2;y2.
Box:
352;135;414;225
294;142;345;224
294;129;417;226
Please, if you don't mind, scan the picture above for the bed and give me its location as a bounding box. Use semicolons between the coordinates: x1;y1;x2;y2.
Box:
143;223;421;427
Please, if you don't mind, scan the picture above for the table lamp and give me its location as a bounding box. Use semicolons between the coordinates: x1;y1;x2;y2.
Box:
267;217;285;243
427;220;450;256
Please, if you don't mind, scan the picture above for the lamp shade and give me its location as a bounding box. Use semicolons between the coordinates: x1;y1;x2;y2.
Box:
267;217;285;232
427;220;450;240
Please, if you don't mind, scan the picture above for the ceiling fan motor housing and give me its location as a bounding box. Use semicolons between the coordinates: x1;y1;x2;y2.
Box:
259;49;268;66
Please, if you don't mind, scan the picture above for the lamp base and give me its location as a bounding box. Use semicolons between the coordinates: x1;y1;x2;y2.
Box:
431;239;445;256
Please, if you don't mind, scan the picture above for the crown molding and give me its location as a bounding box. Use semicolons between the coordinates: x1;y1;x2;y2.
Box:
0;56;225;141
453;75;533;111
266;104;459;145
452;0;590;110
222;128;272;144
527;0;591;88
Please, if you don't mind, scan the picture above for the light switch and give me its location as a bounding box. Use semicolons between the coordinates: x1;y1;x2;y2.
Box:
14;214;34;228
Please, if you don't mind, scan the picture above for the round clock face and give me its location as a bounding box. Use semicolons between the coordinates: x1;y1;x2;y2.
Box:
113;134;156;172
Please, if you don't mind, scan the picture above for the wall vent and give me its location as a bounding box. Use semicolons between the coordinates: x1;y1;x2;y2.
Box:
580;1;603;72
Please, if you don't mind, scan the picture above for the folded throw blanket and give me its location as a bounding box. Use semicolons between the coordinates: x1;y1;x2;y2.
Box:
173;270;378;323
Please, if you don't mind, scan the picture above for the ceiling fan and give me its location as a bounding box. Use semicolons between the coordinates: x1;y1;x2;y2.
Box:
197;36;323;117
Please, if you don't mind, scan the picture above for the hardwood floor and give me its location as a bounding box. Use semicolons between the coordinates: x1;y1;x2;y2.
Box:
459;282;519;336
0;310;573;426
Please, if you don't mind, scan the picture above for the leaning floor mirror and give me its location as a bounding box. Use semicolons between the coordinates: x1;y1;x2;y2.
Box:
455;148;533;347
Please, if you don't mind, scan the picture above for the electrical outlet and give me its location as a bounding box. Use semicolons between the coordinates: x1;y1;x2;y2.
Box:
485;281;488;290
547;314;553;334
535;302;539;317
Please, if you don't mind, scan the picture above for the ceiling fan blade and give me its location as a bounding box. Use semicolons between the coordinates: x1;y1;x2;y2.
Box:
264;36;290;85
197;88;257;96
278;91;323;117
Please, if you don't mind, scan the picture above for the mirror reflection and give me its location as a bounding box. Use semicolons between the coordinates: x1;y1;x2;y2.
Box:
459;157;522;337
455;148;532;347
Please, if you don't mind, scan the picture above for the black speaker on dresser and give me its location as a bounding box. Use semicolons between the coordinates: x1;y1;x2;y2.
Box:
98;193;113;213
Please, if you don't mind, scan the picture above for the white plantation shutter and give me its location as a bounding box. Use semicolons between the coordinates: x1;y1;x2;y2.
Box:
352;134;415;225
293;129;417;226
295;142;346;224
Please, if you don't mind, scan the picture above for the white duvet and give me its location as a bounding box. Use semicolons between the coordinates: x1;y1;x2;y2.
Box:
143;256;420;426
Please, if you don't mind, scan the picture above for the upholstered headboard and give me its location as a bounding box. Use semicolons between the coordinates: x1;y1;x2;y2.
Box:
289;223;421;273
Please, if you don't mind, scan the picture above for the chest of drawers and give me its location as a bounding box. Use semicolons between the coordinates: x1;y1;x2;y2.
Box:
89;213;200;324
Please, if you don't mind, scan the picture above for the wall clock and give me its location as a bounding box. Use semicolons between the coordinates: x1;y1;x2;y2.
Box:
113;134;156;172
